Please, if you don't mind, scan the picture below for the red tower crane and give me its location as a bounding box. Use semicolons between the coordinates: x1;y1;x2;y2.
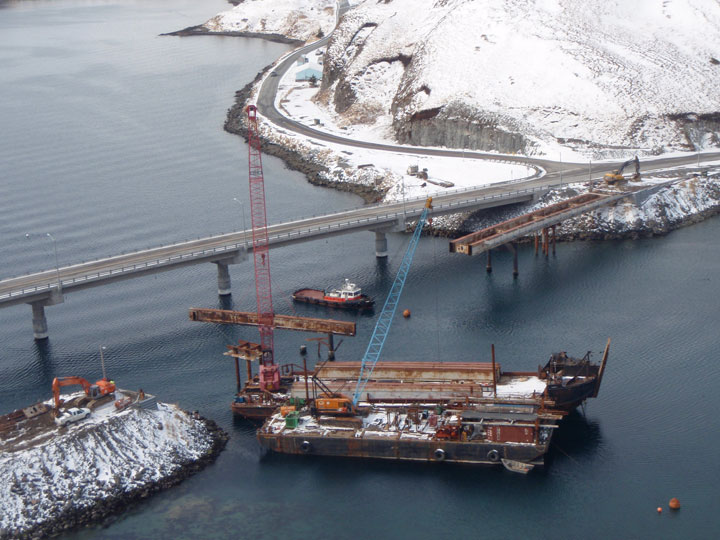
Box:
245;104;280;391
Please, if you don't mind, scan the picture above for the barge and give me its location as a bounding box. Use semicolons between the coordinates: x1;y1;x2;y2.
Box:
230;341;609;421
292;279;374;310
304;340;610;413
258;400;563;471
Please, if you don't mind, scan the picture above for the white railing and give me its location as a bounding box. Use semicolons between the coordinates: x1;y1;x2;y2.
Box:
0;185;552;302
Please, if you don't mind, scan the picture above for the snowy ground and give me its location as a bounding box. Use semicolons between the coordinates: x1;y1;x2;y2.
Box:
203;0;337;42
0;400;220;539
319;0;720;155
206;0;720;229
274;56;536;202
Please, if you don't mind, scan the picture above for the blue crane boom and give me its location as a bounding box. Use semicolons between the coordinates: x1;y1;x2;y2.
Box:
352;198;433;406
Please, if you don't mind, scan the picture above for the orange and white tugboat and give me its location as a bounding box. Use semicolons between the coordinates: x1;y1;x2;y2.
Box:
292;279;374;310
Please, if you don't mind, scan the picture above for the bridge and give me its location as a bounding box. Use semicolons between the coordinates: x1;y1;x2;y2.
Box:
3;0;718;339
1;180;555;338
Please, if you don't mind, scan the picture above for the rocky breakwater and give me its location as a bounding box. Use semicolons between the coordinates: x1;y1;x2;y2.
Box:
0;403;228;539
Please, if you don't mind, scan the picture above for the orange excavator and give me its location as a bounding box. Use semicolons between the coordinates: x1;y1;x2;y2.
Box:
52;376;116;410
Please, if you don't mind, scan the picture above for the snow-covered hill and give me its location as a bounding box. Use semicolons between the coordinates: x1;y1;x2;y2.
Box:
203;0;336;42
318;0;720;157
211;0;720;236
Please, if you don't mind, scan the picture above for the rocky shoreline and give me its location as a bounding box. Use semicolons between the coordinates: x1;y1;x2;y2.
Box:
1;407;229;540
223;67;384;204
215;33;720;241
162;25;304;45
223;74;720;239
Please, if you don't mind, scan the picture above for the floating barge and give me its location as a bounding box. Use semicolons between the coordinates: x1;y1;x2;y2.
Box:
232;340;610;421
258;400;563;470
292;279;374;310
305;342;609;412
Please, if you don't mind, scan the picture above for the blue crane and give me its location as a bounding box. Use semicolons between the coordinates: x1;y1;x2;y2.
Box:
352;198;433;406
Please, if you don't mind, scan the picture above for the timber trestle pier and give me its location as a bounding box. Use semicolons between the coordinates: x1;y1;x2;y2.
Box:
449;187;644;276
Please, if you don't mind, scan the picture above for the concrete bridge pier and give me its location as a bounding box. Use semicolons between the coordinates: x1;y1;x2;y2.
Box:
374;231;388;258
29;291;63;340
216;262;232;296
31;302;48;340
213;248;249;296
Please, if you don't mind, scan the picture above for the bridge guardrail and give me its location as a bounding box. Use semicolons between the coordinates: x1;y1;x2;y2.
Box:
0;185;552;301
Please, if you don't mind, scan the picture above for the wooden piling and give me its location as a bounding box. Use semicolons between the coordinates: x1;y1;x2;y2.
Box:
235;356;241;392
491;344;497;397
303;355;310;404
552;225;556;256
486;249;492;273
534;233;539;255
246;358;253;387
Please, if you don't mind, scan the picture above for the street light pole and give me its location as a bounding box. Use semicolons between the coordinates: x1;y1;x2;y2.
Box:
559;151;563;187
99;345;107;380
232;197;248;248
25;232;61;295
46;232;61;295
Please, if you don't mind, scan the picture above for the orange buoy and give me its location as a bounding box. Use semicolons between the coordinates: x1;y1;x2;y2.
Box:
402;309;411;318
657;507;662;514
669;498;681;510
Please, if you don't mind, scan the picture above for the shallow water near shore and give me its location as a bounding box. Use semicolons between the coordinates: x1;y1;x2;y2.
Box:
2;1;720;539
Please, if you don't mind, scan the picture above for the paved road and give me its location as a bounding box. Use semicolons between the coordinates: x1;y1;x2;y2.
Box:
0;180;548;306
3;1;719;307
255;7;720;177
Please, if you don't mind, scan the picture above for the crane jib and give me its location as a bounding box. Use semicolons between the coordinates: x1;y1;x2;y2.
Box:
352;204;431;405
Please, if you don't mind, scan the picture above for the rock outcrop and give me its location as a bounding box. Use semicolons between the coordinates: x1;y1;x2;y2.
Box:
319;0;720;157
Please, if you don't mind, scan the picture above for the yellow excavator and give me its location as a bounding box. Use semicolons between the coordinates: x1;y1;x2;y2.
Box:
604;156;640;185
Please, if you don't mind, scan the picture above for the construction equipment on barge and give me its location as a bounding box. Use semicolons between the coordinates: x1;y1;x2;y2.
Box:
300;339;610;413
257;199;572;472
257;398;563;471
188;309;356;421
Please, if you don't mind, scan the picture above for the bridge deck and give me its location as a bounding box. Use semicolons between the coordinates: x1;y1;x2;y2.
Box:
0;184;546;308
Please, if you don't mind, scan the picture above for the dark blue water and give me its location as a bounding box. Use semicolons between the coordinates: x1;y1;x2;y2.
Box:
2;1;720;538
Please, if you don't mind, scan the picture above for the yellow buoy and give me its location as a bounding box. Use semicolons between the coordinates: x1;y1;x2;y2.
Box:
403;309;411;318
669;498;681;510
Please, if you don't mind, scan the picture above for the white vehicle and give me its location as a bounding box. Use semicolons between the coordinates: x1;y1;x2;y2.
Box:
55;407;91;426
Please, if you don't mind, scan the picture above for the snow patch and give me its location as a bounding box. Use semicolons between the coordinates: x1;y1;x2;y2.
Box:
0;403;219;539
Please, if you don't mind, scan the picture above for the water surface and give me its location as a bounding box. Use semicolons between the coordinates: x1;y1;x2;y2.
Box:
1;1;719;539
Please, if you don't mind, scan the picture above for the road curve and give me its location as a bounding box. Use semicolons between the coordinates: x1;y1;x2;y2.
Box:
254;4;720;178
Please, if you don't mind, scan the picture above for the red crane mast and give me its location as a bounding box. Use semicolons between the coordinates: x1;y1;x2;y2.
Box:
245;104;279;391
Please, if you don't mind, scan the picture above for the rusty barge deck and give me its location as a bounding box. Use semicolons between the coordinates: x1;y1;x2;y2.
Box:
233;341;610;421
258;400;563;470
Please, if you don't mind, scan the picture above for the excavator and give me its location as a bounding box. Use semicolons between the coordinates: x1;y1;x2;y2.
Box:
52;376;116;410
603;156;640;185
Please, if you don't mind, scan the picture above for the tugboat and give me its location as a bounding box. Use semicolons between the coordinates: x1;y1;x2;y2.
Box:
292;279;374;310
